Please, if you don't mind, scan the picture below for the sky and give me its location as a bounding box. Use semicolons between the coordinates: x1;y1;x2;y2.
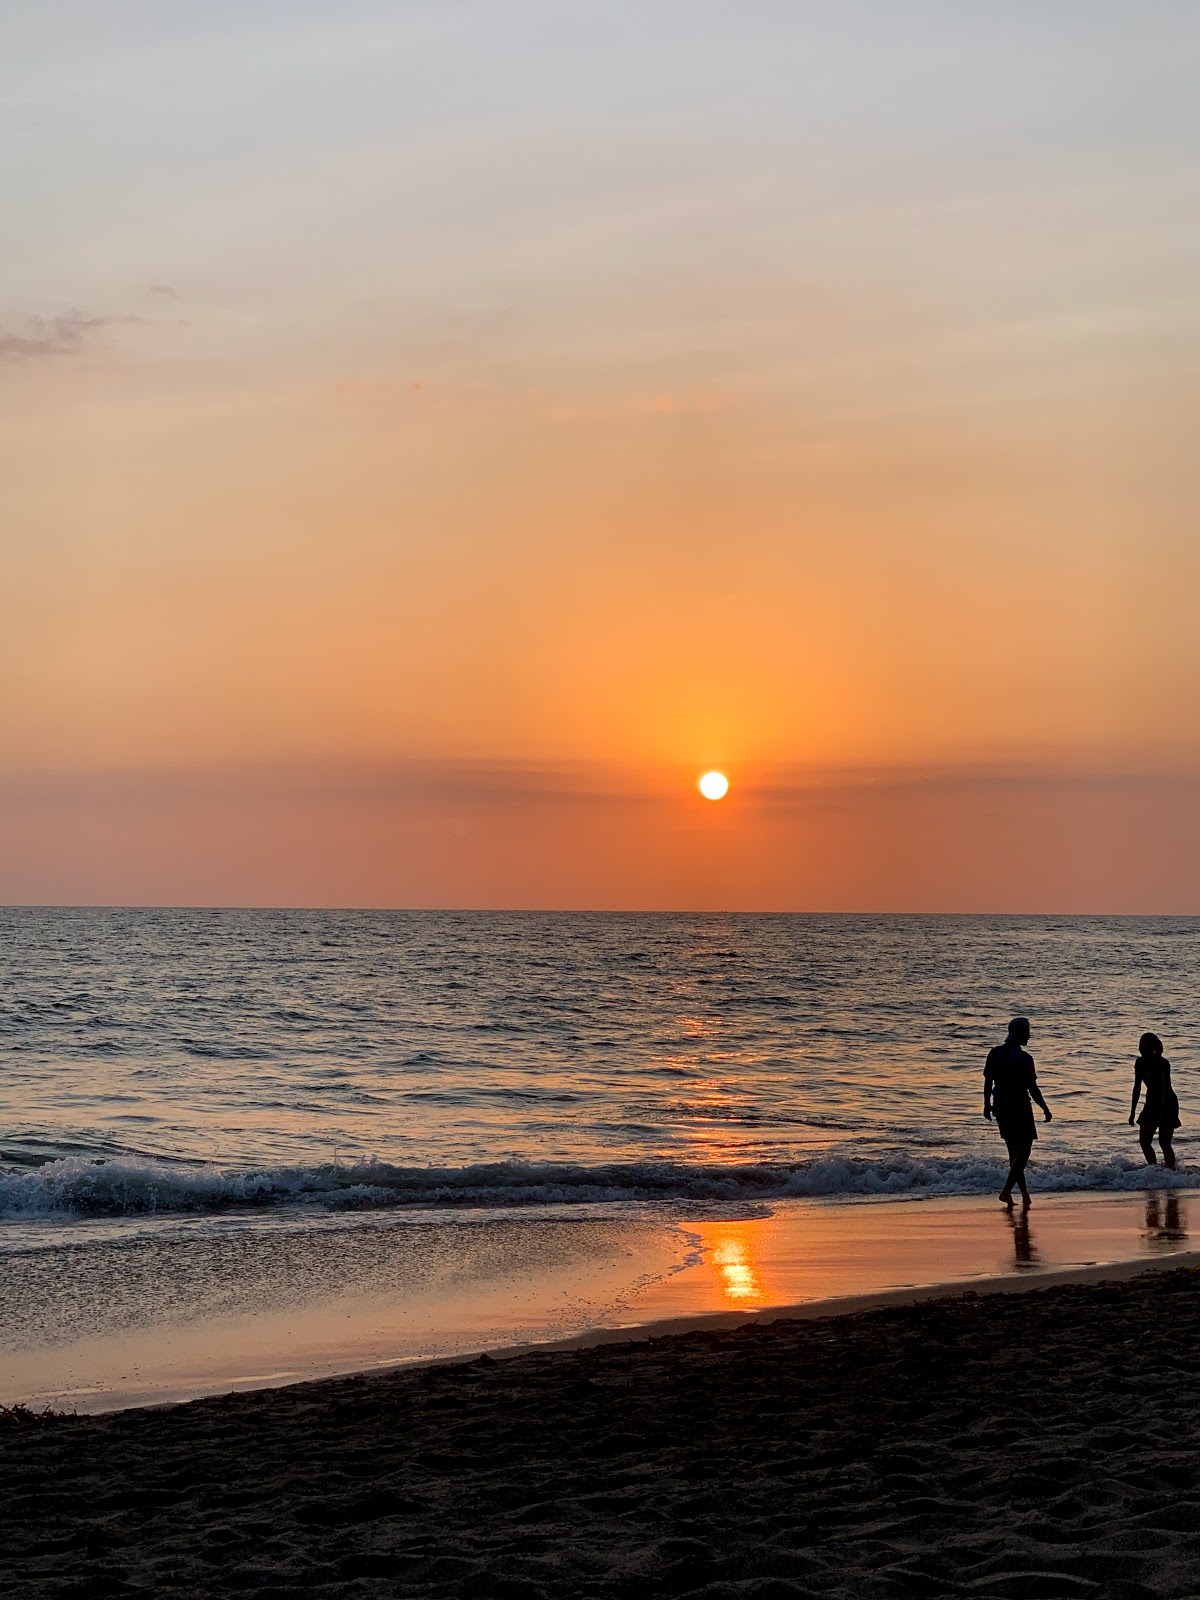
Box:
3;2;1200;908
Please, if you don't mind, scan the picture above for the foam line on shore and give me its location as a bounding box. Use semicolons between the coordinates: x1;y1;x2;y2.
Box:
2;1149;1193;1219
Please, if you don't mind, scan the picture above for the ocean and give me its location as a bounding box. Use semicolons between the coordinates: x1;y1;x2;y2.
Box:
3;908;1197;1224
3;909;1197;1407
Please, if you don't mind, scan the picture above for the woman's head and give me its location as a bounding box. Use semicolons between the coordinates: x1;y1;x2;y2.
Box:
1139;1032;1164;1059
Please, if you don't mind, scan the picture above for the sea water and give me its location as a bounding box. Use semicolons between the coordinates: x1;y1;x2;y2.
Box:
3;910;1198;1406
3;909;1198;1227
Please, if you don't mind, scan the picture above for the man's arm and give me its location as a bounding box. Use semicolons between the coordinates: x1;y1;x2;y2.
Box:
1028;1063;1052;1123
983;1052;994;1119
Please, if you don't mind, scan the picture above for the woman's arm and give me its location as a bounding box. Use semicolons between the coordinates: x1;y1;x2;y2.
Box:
1129;1062;1143;1126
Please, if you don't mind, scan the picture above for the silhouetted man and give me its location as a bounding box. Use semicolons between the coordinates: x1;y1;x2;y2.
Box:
984;1016;1052;1207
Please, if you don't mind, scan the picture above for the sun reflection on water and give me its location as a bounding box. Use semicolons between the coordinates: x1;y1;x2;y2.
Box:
708;1223;765;1305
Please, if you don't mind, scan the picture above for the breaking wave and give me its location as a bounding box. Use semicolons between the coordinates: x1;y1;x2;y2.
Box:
0;1151;1192;1220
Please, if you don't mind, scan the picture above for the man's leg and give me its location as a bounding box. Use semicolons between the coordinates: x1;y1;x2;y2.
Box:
1015;1150;1031;1204
1000;1139;1021;1204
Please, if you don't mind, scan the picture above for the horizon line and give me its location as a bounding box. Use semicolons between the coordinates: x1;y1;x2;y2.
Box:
4;904;1198;918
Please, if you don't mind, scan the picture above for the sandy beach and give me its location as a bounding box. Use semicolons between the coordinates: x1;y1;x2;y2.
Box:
6;1260;1200;1599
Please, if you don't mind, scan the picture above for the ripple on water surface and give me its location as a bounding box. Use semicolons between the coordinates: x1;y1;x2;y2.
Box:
1;909;1198;1205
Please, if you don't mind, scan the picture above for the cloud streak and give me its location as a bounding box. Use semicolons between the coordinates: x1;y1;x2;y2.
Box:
3;759;1200;913
0;309;143;363
4;757;1200;809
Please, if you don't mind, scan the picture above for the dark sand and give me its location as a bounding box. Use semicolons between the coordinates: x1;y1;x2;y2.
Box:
5;1268;1200;1599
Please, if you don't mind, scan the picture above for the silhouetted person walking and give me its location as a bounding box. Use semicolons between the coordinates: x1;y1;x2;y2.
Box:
984;1016;1052;1207
1130;1032;1179;1170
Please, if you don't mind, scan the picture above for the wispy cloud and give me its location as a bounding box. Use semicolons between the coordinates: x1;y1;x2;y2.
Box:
0;310;143;363
4;756;1200;812
0;760;660;810
4;758;1200;911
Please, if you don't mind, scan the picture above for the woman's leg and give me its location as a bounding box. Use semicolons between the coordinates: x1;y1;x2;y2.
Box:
1160;1130;1176;1170
1140;1126;1158;1165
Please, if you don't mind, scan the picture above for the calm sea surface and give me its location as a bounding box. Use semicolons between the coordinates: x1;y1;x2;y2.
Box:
2;910;1198;1244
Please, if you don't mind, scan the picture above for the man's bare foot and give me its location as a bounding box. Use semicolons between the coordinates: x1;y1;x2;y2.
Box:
1020;1194;1031;1207
999;1189;1013;1206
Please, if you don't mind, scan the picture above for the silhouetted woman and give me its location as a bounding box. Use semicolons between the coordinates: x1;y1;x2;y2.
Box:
1129;1032;1179;1170
984;1016;1052;1207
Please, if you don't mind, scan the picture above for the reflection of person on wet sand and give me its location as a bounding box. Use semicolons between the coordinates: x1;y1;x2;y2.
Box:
1145;1192;1187;1248
1130;1033;1179;1170
984;1017;1052;1208
1005;1203;1039;1268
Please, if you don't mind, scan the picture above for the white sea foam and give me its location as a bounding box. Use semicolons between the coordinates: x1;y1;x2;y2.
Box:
0;1151;1191;1220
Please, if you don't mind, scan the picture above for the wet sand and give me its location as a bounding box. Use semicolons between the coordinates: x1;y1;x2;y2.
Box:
6;1188;1194;1412
6;1261;1200;1598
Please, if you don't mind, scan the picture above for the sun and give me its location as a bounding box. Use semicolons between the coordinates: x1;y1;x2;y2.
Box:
697;770;730;801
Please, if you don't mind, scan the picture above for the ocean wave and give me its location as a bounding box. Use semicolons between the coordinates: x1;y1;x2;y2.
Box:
0;1152;1192;1220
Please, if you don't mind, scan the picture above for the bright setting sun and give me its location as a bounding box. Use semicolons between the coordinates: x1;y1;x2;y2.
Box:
697;771;730;801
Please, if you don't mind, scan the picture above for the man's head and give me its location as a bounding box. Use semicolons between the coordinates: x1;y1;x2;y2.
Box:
1007;1016;1031;1046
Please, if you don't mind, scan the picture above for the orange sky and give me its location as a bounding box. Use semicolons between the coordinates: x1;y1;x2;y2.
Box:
3;4;1200;907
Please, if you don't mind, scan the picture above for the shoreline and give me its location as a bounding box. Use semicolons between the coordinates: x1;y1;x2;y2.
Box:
5;1186;1198;1415
130;1241;1200;1409
475;1239;1200;1365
